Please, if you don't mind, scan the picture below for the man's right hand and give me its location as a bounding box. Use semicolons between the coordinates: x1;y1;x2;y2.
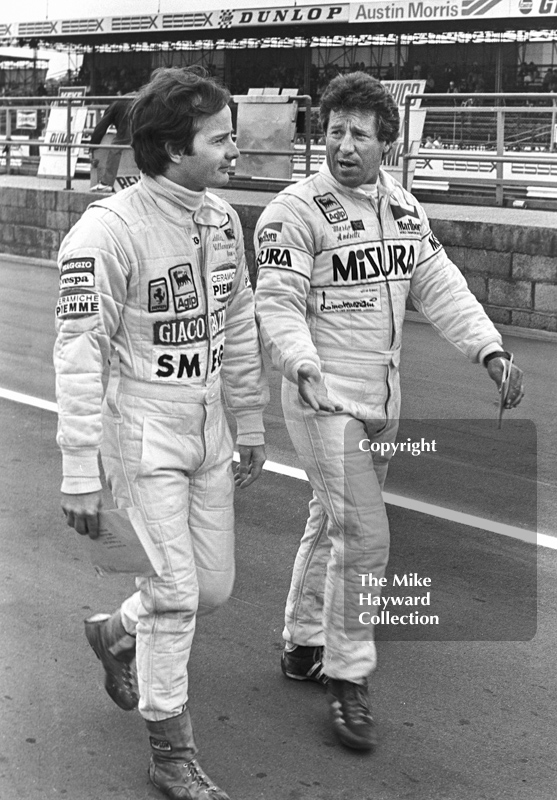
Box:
61;490;103;539
297;364;343;413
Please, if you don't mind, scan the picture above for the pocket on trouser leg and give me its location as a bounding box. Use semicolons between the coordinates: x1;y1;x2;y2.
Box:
134;417;198;523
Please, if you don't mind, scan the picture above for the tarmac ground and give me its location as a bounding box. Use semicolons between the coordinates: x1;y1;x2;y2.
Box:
0;253;556;800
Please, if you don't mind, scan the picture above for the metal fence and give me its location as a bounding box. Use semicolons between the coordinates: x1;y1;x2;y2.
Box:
0;93;314;191
402;93;557;207
1;92;557;208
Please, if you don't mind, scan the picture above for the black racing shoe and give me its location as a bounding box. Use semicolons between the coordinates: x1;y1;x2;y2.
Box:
281;644;328;685
84;612;138;711
327;678;377;750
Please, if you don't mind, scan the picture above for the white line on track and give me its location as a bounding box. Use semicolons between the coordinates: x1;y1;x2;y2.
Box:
1;386;552;549
0;386;58;413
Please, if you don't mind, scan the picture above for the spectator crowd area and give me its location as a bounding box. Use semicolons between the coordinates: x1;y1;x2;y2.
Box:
2;37;556;102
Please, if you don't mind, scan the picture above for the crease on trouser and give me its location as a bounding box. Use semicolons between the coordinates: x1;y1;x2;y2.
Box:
281;376;398;682
100;393;235;722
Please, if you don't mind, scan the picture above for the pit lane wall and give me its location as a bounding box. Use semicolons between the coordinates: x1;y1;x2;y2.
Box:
0;183;556;333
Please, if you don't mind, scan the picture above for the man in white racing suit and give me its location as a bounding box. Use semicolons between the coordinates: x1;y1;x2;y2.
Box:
54;68;268;800
254;72;524;752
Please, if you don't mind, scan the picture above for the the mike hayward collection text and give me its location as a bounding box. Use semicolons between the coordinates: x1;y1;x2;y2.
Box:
357;573;440;626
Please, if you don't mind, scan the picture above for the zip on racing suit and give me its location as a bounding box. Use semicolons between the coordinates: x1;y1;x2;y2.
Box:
54;174;269;720
254;163;502;683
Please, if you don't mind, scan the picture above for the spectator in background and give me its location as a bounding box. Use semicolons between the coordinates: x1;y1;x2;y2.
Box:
89;94;133;192
446;81;459;104
433;134;443;148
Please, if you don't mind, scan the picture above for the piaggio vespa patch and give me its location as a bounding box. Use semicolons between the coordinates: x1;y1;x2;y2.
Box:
314;193;349;224
148;278;169;313
59;257;95;291
168;264;199;313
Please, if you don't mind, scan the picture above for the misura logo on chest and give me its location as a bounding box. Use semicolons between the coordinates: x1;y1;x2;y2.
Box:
332;244;415;282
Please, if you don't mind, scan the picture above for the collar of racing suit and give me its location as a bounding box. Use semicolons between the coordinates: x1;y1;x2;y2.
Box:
318;161;397;201
140;173;229;228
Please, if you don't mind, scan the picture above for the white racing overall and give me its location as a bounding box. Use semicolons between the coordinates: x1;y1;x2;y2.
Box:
55;175;268;718
254;164;501;681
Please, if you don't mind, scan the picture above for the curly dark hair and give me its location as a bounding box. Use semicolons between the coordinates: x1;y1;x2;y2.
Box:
130;67;231;177
319;72;400;145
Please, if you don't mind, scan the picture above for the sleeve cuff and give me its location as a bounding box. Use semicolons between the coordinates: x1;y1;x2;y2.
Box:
233;409;265;441
479;342;506;365
236;432;265;447
286;355;322;385
61;452;101;494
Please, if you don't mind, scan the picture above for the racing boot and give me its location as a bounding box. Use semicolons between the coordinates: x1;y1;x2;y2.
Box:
327;678;377;751
281;644;328;685
147;708;231;800
84;611;138;711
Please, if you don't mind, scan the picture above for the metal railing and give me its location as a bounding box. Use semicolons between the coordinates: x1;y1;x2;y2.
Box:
0;93;314;191
402;92;557;207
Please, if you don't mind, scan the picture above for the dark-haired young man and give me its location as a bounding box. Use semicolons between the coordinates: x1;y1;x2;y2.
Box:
254;72;524;751
54;68;268;800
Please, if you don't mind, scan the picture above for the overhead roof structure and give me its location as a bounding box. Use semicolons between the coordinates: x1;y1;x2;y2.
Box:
1;1;557;47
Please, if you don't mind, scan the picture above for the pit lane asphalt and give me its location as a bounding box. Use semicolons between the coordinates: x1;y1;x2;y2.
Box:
0;255;556;800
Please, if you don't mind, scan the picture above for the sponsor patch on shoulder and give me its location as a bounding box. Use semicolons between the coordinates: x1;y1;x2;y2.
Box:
257;222;283;246
59;257;95;290
56;292;100;318
256;247;292;268
429;233;442;251
351;220;365;231
314;193;348;224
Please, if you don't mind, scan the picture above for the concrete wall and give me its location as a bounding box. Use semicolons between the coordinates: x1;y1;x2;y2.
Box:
0;184;556;332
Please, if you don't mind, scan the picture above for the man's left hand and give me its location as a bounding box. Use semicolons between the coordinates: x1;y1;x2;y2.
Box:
487;357;525;409
235;444;266;488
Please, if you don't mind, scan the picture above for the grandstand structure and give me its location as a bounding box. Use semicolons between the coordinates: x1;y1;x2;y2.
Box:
0;2;556;100
1;2;556;206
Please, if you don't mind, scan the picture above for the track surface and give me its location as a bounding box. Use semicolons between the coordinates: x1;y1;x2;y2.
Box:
1;257;556;800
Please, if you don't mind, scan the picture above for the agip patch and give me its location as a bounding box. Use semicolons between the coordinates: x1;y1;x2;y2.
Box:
314;193;348;224
168;264;199;313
